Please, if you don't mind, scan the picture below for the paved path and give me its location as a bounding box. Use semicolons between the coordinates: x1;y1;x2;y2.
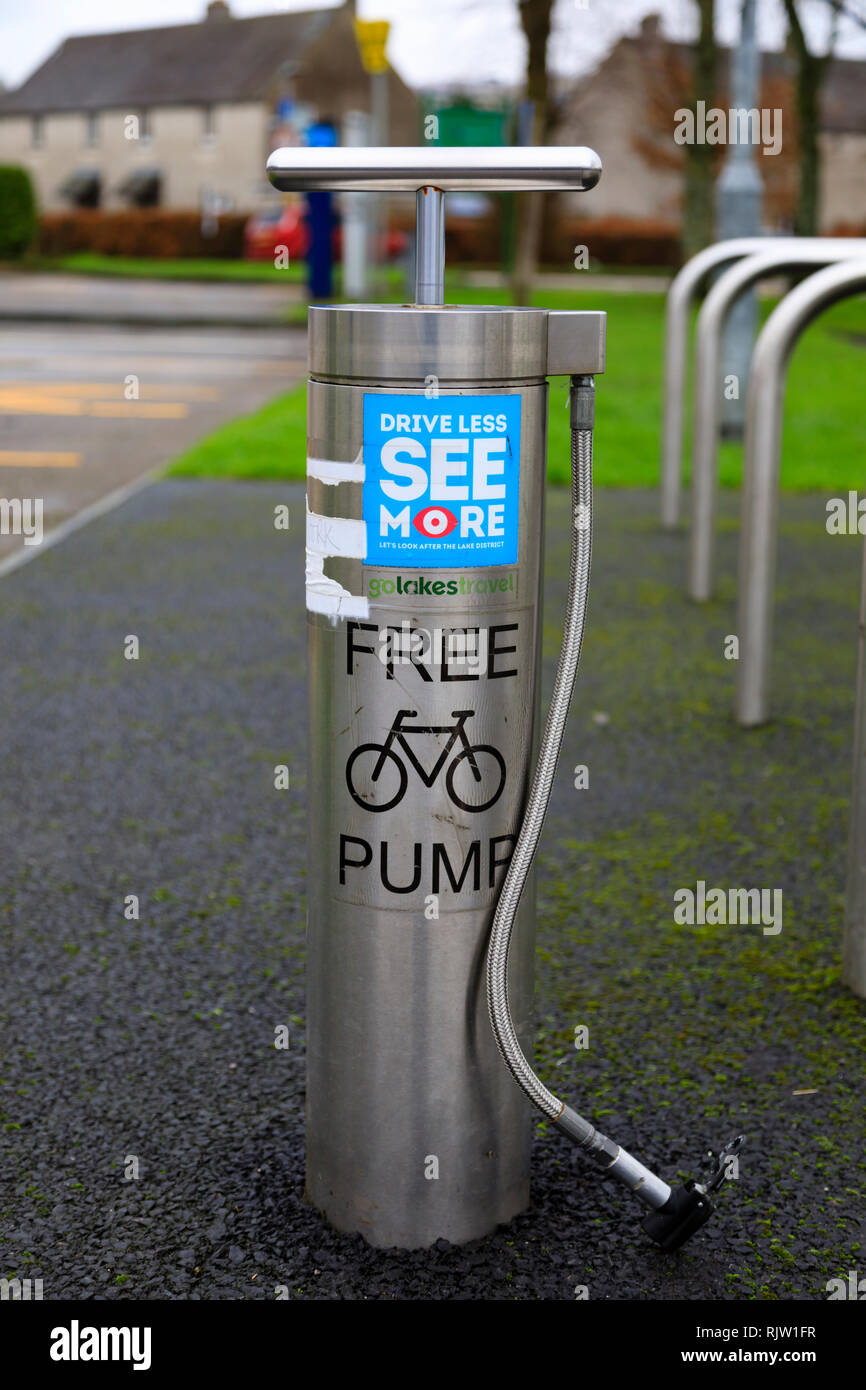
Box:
0;482;861;1300
0;271;301;326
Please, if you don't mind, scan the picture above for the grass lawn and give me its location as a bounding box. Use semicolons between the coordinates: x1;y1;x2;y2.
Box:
23;254;410;292
168;285;866;489
22;253;307;283
169;384;310;480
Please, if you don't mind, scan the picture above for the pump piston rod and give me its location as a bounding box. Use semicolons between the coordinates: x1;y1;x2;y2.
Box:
415;187;445;306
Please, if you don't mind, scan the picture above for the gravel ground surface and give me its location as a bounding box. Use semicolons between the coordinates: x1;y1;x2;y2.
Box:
1;480;864;1301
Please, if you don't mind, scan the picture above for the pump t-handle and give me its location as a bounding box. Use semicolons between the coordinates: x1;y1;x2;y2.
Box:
266;145;602;305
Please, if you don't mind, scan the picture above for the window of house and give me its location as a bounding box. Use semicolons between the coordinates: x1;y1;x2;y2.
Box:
59;170;101;208
85;111;99;147
31;115;44;148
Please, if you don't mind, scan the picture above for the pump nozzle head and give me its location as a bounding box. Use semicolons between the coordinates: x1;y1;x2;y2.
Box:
642;1134;746;1252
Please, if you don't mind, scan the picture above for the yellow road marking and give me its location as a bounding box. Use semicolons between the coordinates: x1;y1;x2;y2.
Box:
0;395;188;418
0;450;81;467
90;401;188;418
0;396;86;414
0;381;221;400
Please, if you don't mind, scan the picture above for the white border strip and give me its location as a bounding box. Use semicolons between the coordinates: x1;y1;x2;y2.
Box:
0;464;162;581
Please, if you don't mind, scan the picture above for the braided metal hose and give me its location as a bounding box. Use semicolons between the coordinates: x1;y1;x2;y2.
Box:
485;374;672;1211
485;379;594;1121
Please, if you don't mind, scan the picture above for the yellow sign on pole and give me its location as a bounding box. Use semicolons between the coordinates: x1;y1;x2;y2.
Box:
354;18;390;74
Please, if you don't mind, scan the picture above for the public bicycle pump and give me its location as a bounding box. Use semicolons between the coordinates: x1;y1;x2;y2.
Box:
267;146;744;1253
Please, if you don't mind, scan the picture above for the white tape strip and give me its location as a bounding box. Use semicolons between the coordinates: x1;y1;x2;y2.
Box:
307;447;365;485
305;550;369;621
305;501;366;560
305;498;368;620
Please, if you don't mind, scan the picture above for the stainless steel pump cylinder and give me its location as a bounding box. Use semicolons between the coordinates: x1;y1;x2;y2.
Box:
304;304;550;1248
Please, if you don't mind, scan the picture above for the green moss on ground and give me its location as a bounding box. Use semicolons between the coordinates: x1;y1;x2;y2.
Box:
530;489;865;1298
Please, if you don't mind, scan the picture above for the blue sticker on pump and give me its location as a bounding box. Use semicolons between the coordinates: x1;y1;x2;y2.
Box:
362;393;521;568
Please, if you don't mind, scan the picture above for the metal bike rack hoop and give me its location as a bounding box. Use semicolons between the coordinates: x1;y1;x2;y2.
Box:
688;240;866;601
660;237;773;529
736;256;866;728
659;236;866;530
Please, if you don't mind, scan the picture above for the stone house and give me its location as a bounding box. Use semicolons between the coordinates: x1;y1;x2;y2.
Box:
0;1;418;213
556;14;866;234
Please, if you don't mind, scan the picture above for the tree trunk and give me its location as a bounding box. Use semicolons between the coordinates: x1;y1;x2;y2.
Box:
511;0;553;305
682;0;717;261
783;0;836;237
794;57;820;235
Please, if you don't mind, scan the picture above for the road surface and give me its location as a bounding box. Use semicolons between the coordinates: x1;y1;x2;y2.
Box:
0;318;305;563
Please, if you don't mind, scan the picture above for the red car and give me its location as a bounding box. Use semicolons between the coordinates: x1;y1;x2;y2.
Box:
244;203;406;263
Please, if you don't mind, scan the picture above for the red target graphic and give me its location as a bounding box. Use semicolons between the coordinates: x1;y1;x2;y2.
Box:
413;506;458;539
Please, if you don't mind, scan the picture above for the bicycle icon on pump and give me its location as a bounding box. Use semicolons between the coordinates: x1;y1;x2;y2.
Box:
346;709;506;813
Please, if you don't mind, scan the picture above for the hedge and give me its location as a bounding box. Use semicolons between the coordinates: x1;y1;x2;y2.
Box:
35;207;682;269
391;204;681;268
0;165;38;258
38;210;249;259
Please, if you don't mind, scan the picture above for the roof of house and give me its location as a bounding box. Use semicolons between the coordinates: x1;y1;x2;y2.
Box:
0;4;338;114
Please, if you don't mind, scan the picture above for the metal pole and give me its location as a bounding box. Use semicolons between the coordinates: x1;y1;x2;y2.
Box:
689;241;866;601
715;0;763;438
342;110;371;301
844;537;866;998
414;186;445;305
659;236;772;529
371;69;389;296
736;259;866;727
372;68;389;149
